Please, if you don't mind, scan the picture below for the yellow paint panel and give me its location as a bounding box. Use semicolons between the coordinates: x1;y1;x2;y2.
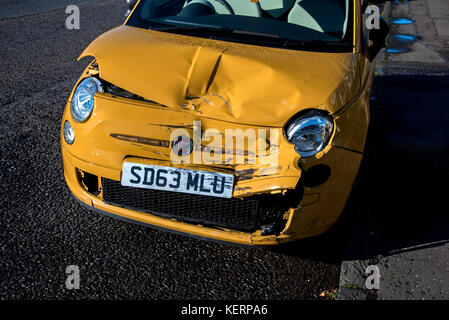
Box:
79;25;361;126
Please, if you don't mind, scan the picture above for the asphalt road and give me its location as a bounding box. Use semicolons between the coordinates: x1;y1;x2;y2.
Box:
0;0;345;299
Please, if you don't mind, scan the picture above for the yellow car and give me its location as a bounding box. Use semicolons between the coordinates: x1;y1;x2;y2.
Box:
61;0;388;246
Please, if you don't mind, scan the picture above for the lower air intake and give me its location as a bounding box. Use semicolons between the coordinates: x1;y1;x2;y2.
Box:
101;178;299;232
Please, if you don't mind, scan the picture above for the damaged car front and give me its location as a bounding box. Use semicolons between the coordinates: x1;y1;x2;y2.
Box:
61;0;387;245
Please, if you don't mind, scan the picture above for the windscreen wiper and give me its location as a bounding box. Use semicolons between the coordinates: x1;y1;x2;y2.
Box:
282;38;353;49
151;20;284;38
150;19;231;31
150;20;351;49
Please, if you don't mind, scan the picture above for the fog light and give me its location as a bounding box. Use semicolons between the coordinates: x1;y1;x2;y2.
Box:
63;120;75;145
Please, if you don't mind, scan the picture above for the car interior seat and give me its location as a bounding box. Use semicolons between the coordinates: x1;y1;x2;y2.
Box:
178;0;216;17
141;0;348;39
258;0;296;19
183;0;262;17
287;0;348;37
140;0;175;19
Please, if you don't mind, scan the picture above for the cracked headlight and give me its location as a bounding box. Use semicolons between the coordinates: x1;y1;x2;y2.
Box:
286;111;334;158
70;77;103;122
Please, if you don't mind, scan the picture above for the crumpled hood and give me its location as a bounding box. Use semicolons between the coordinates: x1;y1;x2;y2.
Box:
79;25;361;127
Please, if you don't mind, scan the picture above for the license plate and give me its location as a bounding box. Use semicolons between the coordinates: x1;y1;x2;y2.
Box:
121;163;234;198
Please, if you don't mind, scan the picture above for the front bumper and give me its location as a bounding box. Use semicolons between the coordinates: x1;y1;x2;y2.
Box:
62;146;296;245
62;141;362;246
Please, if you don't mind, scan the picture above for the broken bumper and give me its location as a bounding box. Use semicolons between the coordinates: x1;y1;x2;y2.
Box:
61;141;362;246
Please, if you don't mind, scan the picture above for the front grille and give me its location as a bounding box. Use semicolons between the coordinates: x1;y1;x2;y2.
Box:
102;178;301;232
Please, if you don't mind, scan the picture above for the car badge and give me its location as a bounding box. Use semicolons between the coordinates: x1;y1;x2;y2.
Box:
172;135;193;156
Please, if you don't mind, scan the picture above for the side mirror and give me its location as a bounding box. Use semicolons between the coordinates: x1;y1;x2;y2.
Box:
125;0;138;17
367;17;390;62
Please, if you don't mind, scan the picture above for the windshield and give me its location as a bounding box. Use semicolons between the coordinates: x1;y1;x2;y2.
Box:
126;0;354;51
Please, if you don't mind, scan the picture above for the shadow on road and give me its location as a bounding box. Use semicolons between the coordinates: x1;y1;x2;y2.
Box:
343;74;449;260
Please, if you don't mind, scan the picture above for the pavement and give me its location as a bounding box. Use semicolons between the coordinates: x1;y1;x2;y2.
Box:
338;0;449;300
0;0;345;300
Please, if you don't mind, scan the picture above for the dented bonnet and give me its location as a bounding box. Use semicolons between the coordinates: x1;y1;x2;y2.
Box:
79;25;360;126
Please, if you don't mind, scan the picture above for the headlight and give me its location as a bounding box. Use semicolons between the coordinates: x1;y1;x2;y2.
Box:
70;77;103;122
63;120;75;145
286;111;334;158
